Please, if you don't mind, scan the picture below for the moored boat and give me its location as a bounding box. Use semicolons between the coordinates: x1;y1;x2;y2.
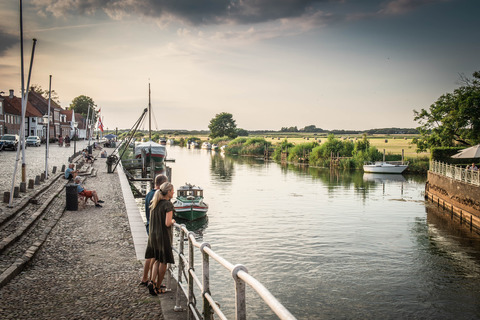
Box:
201;142;212;150
173;183;208;221
363;161;408;174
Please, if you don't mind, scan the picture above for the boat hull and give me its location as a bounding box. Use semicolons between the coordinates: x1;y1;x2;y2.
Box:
363;162;408;174
173;204;208;221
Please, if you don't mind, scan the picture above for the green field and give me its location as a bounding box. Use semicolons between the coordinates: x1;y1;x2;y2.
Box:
127;131;428;158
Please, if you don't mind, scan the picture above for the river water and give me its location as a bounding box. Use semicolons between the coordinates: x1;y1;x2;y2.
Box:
152;146;480;320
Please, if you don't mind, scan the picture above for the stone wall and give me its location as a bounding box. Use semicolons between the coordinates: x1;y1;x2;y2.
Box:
427;172;480;217
426;171;480;234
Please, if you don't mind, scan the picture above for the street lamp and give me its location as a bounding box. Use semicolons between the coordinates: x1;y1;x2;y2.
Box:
43;114;50;179
73;121;78;155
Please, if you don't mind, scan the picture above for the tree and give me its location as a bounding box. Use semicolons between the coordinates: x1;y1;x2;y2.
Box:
413;71;480;151
30;84;61;103
208;112;237;139
236;128;249;136
70;95;97;118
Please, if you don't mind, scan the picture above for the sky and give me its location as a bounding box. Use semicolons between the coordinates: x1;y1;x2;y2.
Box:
0;0;478;131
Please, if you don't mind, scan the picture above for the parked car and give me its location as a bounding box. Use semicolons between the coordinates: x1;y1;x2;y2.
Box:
0;134;20;150
26;135;41;147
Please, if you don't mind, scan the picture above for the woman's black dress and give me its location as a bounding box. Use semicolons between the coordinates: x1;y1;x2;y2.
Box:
145;199;175;263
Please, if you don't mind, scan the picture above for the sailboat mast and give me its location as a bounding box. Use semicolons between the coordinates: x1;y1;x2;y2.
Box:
148;83;151;140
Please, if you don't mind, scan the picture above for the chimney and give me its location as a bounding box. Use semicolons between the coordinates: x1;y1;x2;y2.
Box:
9;89;14;98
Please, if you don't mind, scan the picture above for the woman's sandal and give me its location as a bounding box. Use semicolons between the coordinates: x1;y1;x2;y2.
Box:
140;280;148;287
147;281;157;296
155;286;167;294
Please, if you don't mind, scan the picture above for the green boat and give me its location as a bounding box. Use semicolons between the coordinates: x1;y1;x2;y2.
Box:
173;184;208;221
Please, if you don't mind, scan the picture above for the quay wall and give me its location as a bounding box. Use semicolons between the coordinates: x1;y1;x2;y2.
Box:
426;171;480;234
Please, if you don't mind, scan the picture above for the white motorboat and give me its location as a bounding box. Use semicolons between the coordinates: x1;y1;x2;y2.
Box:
201;142;212;150
363;161;408;174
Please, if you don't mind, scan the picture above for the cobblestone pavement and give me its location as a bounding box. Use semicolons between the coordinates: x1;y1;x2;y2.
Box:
0;140;93;208
0;145;184;319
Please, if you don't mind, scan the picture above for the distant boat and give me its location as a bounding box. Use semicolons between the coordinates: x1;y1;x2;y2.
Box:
201;142;212;150
173;183;208;221
189;141;199;148
133;84;166;172
363;161;408;174
167;139;175;146
159;138;167;145
135;140;166;162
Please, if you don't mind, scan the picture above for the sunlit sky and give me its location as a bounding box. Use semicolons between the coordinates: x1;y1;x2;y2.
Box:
0;0;478;131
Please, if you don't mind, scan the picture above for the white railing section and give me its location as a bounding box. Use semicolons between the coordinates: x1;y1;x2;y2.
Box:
430;160;480;186
170;224;297;320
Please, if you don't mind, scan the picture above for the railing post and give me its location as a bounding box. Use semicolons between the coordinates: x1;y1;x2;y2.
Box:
175;226;186;312
200;243;212;320
188;232;196;320
232;264;248;320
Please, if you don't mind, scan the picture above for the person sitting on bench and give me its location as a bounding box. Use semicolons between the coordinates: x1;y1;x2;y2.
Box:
64;163;78;180
74;177;104;208
82;149;94;163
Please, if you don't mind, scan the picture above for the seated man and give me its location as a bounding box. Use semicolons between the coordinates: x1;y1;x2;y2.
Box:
82;149;94;163
64;163;78;180
74;177;104;208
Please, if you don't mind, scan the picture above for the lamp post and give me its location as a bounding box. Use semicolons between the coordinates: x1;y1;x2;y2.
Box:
73;121;78;155
43;114;50;179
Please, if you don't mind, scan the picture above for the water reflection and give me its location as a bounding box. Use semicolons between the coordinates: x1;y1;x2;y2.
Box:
210;153;234;182
426;203;480;263
176;216;209;241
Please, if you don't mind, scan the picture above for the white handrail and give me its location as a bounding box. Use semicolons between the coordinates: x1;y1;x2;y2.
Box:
172;224;297;320
430;160;480;186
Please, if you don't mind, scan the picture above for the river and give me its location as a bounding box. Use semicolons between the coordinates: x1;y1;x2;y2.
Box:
139;146;480;319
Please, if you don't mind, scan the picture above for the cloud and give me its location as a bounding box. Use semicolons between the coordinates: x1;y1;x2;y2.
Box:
0;31;18;56
378;0;450;15
31;0;337;25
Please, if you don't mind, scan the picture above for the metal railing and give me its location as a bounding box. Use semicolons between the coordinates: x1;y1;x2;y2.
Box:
170;223;296;320
430;160;480;186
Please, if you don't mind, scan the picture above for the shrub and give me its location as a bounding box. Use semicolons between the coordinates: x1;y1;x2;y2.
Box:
273;139;294;161
287;142;318;163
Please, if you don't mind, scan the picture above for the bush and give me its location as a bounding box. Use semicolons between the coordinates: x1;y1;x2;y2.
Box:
273;139;294;161
287;142;318;163
211;136;230;145
224;137;270;155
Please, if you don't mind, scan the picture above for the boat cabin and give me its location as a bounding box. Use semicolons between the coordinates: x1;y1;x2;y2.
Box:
177;185;204;199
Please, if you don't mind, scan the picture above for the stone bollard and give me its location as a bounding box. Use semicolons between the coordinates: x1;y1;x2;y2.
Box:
3;192;10;203
14;187;19;198
52;166;57;174
20;182;26;193
28;179;35;189
61;164;66;172
40;173;45;182
35;175;40;185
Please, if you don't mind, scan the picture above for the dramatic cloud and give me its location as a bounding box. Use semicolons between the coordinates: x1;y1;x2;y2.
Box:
379;0;450;15
0;31;18;56
31;0;338;25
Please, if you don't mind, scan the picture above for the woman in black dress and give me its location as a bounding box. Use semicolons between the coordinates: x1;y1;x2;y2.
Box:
145;182;176;295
